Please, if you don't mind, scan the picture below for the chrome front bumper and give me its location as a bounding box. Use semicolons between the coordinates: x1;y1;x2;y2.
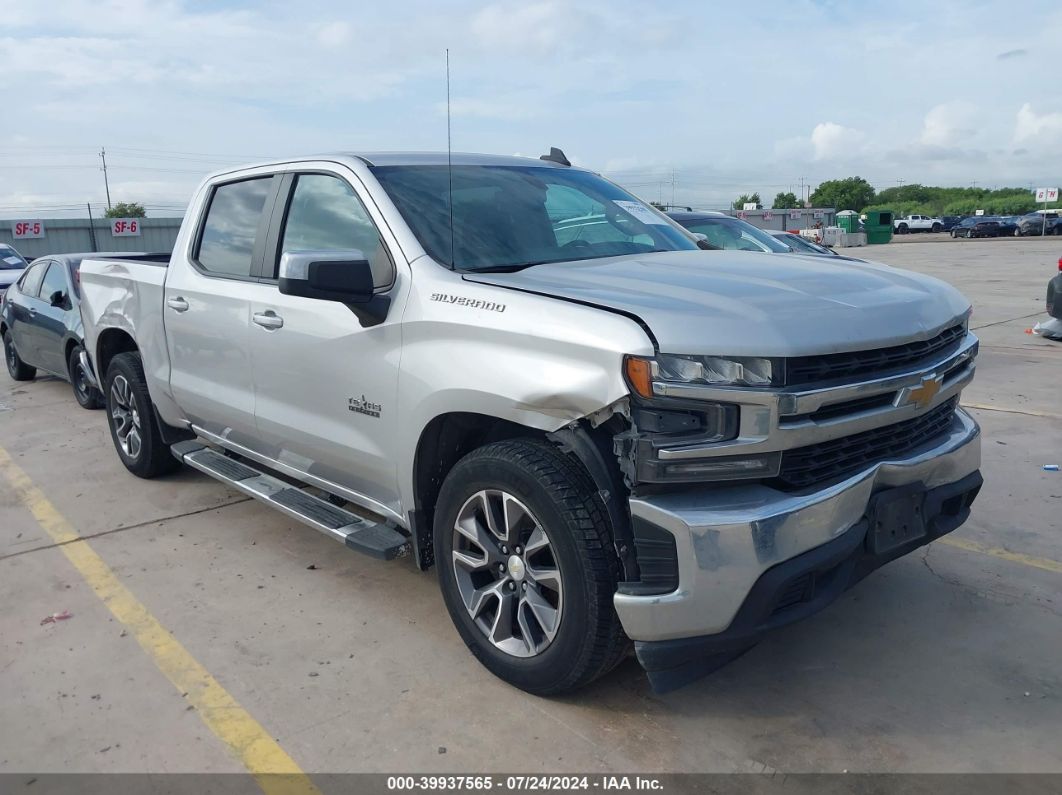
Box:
614;408;981;642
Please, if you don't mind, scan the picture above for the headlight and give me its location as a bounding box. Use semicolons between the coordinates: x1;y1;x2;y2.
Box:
625;354;781;398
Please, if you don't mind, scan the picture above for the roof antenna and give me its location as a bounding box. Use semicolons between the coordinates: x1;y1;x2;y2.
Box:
540;146;571;167
446;48;455;268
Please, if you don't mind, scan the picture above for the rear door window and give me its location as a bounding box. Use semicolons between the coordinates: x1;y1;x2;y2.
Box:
18;262;46;296
196;177;273;278
38;262;68;302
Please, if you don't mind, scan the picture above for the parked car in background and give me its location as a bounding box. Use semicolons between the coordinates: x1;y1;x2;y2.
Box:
666;211;792;253
951;217;1000;238
894;214;943;234
0;244;29;298
767;230;868;262
0;253;127;409
940;216;966;232
1049;217;1062;235
1015;212;1058;236
995;216;1019;236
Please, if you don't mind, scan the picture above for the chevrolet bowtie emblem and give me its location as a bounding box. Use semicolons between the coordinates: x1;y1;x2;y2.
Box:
901;375;943;410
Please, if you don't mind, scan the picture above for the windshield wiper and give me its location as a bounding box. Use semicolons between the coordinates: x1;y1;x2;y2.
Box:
465;263;540;273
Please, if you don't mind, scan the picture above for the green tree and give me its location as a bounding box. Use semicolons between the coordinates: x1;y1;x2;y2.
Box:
732;192;761;210
104;202;147;218
772;191;800;209
809;177;875;212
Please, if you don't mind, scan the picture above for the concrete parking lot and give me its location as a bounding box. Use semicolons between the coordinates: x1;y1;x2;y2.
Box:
2;237;1060;777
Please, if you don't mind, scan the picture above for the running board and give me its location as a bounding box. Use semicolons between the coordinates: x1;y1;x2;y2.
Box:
171;441;409;561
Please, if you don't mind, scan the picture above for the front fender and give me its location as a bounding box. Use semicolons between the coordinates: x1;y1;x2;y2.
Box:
394;261;653;515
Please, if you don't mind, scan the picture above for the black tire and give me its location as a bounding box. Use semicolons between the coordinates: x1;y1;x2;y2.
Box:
434;439;628;695
931;223;942;233
897;224;908;234
3;329;36;381
68;345;102;410
104;351;181;478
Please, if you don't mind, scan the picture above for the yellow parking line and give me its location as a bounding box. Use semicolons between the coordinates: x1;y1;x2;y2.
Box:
939;536;1062;575
0;445;319;795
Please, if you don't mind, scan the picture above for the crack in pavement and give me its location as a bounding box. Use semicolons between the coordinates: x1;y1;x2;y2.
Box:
921;545;1062;619
0;497;252;562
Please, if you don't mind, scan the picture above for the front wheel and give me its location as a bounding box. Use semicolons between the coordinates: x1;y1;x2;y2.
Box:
104;352;181;478
68;345;102;409
434;439;628;695
4;330;36;381
1014;227;1022;237
897;224;908;234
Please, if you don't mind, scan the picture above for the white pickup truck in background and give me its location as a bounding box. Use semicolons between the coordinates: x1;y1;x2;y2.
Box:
894;214;944;234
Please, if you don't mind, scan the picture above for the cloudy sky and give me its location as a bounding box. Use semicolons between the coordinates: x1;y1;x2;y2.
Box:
2;0;1061;217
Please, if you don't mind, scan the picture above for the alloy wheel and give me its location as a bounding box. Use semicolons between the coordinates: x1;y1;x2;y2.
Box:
109;374;142;459
451;489;563;658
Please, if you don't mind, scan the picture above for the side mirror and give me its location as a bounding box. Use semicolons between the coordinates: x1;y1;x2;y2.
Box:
278;251;374;304
49;290;67;308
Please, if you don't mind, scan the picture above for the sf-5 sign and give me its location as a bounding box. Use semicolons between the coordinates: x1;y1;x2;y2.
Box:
12;220;45;239
111;218;141;237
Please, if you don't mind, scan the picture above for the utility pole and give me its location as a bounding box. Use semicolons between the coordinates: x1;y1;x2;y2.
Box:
671;169;676;209
100;147;112;210
86;203;98;253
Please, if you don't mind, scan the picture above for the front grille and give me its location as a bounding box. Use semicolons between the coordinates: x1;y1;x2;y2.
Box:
786;324;965;385
774;398;958;489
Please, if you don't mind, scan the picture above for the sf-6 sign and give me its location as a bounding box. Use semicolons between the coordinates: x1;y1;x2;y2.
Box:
111;218;142;237
12;220;45;239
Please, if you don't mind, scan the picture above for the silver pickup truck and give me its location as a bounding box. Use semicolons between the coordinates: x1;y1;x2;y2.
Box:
78;151;982;694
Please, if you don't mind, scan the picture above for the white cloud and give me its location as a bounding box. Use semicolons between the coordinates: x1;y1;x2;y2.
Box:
471;1;587;55
316;21;351;47
920;102;978;147
810;122;865;161
1013;103;1062;144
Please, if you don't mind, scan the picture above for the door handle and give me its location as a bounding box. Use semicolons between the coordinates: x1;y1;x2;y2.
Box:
166;296;189;313
28;307;37;315
252;311;284;330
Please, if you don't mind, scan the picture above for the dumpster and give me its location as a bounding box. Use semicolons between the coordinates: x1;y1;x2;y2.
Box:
836;210;860;233
863;210;894;244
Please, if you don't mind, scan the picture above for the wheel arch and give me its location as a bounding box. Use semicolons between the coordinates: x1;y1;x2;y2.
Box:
95;327;140;381
408;409;635;580
410;412;548;570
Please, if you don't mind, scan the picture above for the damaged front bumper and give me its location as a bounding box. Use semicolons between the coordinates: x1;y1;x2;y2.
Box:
614;408;982;691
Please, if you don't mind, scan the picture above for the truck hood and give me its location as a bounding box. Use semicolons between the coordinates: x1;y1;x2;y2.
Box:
465;250;970;356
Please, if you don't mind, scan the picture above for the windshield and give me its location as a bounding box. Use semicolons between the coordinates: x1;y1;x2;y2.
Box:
779;233;834;255
370;165;696;271
673;216;790;253
0;245;28;270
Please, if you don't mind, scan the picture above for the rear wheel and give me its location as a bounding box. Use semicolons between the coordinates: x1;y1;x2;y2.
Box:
104;352;181;478
3;330;35;381
931;223;942;233
68;345;102;409
434;439;628;695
